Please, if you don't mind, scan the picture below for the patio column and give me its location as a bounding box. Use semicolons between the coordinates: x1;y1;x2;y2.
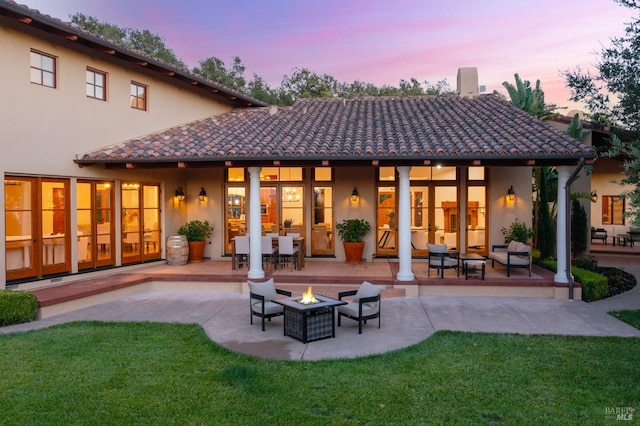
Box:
396;166;415;281
247;167;265;280
554;166;571;284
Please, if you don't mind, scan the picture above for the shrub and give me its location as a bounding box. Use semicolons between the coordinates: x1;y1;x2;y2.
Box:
0;290;39;326
538;260;609;302
572;255;598;272
501;218;533;243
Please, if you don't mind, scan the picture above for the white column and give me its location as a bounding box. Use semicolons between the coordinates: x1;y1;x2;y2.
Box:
396;166;415;281
554;166;571;284
247;167;265;280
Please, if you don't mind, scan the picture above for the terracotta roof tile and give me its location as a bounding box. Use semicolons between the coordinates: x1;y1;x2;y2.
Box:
77;95;596;165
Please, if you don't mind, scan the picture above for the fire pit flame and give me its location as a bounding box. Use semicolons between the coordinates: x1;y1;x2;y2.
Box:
299;286;319;304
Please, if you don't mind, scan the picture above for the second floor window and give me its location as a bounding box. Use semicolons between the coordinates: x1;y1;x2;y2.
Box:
130;82;147;110
86;68;106;100
602;195;625;225
30;50;56;88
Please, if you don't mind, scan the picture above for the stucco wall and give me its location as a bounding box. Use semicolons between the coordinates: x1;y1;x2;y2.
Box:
0;23;231;177
0;21;233;286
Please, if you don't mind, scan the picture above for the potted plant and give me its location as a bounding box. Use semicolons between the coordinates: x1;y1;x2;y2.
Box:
501;218;533;243
336;218;371;264
178;220;213;263
283;218;295;229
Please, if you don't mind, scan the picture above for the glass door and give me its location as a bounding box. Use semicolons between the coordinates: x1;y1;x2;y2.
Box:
5;177;36;281
410;186;429;256
225;186;246;255
311;186;334;255
433;186;458;251
281;185;304;236
77;181;115;270
142;185;160;261
466;186;486;253
41;179;70;276
121;183;160;264
376;186;397;256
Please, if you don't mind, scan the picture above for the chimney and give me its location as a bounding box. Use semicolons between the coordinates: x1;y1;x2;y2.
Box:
457;67;479;98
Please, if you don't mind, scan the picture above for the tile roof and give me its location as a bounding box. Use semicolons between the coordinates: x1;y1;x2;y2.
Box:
76;95;597;167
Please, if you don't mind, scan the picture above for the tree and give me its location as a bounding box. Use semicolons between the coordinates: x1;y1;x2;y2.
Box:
193;56;247;92
564;0;640;225
537;166;556;260
502;73;558;121
279;67;340;100
571;198;588;255
70;13;186;68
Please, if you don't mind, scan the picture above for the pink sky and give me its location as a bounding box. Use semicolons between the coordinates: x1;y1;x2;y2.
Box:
24;0;632;111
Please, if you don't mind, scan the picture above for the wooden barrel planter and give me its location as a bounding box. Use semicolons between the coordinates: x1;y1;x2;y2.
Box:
166;235;189;265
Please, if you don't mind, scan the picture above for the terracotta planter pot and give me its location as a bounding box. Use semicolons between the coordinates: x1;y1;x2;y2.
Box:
188;240;206;263
343;241;365;264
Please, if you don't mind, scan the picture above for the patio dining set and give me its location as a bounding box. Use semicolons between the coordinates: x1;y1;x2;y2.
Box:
231;235;305;271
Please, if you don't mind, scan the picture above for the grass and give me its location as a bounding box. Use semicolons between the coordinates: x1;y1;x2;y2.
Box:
0;322;638;425
609;310;640;330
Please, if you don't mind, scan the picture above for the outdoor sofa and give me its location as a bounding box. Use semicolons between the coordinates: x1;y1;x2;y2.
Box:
488;241;532;277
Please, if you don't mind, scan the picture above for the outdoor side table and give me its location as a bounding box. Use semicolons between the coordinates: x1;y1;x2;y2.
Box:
459;253;486;280
272;294;346;343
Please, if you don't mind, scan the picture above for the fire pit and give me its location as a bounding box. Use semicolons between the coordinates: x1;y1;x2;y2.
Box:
272;287;346;343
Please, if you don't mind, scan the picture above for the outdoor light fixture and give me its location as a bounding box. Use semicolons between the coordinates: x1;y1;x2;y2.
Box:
591;190;598;202
351;187;359;202
507;186;516;202
198;187;207;202
175;187;185;202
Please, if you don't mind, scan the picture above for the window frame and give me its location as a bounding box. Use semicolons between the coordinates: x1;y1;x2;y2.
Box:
130;81;148;111
86;67;107;101
601;195;625;225
30;49;56;88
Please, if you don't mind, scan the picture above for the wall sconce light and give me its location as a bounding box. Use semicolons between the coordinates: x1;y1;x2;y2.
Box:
351;187;359;202
507;186;516;202
175;187;186;202
591;190;598;202
198;187;207;202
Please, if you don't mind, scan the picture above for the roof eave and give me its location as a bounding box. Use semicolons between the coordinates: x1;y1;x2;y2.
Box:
0;0;268;108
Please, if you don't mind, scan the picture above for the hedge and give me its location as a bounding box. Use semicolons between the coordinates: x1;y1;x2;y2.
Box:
539;260;609;302
0;290;39;326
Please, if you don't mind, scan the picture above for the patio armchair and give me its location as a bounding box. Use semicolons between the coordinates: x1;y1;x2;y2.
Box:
248;278;292;331
426;243;459;278
337;281;385;334
591;227;608;244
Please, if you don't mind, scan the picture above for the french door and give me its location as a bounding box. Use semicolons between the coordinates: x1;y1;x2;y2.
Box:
121;183;161;264
77;180;115;270
5;176;70;281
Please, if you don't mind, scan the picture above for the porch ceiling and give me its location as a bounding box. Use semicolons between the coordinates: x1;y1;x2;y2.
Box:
75;94;597;169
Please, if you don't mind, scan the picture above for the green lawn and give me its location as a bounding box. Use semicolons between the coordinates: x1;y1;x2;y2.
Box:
0;322;638;425
609;309;640;330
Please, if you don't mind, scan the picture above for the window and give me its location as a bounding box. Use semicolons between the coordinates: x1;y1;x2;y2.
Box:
30;50;56;88
86;68;106;100
602;195;625;225
130;81;147;110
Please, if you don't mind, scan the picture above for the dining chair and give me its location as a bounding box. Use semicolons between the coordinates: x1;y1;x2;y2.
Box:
235;236;250;269
277;236;298;271
261;235;277;270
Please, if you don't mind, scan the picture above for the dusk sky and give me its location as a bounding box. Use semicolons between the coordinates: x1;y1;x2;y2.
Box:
24;0;632;111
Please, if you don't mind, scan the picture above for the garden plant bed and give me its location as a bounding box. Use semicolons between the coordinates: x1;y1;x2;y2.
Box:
598;267;637;298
